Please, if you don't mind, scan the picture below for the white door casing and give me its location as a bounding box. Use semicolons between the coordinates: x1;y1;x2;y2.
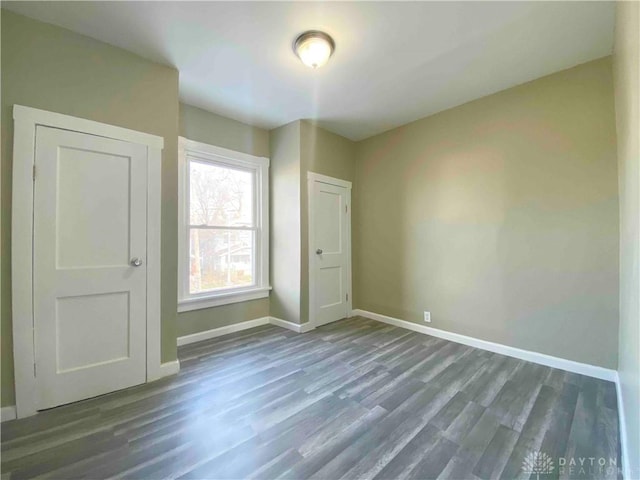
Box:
11;105;164;418
308;172;352;327
33;127;148;409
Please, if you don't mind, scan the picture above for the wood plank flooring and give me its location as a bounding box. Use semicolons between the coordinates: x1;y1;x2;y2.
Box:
1;317;621;479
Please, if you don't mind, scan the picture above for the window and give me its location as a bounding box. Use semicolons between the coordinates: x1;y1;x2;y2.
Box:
178;137;270;312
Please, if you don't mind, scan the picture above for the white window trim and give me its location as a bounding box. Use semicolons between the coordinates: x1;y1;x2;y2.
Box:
178;137;270;313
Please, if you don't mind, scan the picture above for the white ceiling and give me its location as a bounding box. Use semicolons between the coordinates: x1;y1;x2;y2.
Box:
3;1;615;141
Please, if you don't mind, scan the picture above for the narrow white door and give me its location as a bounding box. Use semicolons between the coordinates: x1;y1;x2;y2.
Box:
33;126;148;410
310;178;351;327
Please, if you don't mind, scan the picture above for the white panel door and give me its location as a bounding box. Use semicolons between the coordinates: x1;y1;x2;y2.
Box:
311;180;350;327
33;126;148;410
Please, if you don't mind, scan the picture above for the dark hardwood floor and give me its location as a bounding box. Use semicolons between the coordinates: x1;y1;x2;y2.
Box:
1;317;621;479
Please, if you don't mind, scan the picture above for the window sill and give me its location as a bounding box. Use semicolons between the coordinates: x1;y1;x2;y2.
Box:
178;287;272;313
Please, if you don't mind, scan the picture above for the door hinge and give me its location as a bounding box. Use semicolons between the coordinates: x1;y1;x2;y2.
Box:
33;362;37;377
32;165;36;181
346;293;349;301
345;205;348;213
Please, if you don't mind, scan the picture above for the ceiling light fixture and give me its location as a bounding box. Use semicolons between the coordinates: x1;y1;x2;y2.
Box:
293;30;335;69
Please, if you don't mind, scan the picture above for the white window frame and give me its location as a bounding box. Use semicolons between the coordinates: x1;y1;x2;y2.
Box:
178;137;270;312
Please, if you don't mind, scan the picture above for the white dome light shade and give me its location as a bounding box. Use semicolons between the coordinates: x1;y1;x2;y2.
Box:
294;31;335;69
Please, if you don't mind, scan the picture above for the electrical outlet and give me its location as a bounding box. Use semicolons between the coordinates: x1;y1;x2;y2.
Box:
424;311;431;323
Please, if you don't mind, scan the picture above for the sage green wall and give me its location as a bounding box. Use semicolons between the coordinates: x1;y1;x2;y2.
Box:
177;103;270;336
179;103;269;159
178;300;269;337
269;122;302;323
354;57;619;369
613;1;640;474
1;10;180;407
301;120;356;182
300;121;355;323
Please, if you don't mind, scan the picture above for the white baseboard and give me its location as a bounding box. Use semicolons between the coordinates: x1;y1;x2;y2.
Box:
177;317;271;346
177;316;318;346
269;317;315;333
615;373;631;479
1;405;17;423
158;359;180;377
352;309;617;382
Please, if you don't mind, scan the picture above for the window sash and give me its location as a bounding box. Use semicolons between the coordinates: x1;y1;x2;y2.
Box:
187;226;258;295
188;158;257;229
187;225;258;231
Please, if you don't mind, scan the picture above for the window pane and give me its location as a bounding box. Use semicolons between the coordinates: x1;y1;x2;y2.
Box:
189;228;254;294
189;160;254;227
